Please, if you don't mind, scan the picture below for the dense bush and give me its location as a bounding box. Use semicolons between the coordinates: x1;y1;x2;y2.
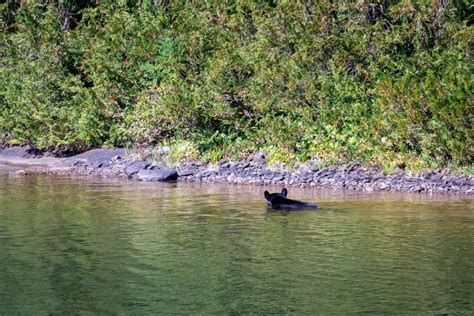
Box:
0;0;472;169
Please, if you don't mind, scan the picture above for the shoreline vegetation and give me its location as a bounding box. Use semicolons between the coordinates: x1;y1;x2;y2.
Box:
1;1;473;175
1;146;472;195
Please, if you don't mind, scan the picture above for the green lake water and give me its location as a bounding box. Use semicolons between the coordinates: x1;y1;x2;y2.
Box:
0;169;473;314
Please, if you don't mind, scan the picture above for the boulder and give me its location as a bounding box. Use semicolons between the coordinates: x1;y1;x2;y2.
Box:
125;160;150;176
249;152;267;166
73;148;125;165
134;167;178;181
178;166;197;177
59;148;126;169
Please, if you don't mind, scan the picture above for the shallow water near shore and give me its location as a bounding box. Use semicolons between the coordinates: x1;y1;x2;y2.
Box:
0;170;473;314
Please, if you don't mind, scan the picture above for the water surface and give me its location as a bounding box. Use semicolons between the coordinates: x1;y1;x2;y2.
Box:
0;170;473;314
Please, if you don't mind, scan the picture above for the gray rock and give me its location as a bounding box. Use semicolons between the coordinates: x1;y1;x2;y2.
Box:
221;170;230;177
72;159;88;167
272;176;284;182
251;152;267;165
309;166;319;172
156;146;171;156
178;166;197;177
72;148;125;165
125;160;150;176
377;181;389;190
134;167;178;181
240;162;251;169
229;163;241;171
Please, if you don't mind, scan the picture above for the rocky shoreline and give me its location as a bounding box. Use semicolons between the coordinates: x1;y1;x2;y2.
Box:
0;147;472;195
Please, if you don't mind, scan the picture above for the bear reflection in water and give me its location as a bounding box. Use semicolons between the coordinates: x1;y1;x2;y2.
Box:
264;188;320;210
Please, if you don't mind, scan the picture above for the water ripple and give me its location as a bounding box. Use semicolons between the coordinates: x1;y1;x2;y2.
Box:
0;175;472;314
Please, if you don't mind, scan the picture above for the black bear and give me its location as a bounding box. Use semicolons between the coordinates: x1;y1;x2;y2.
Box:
264;188;320;209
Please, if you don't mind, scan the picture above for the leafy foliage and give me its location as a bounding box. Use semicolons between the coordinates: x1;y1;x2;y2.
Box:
0;0;472;168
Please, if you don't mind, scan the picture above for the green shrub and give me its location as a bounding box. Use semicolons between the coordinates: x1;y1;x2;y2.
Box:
0;0;472;169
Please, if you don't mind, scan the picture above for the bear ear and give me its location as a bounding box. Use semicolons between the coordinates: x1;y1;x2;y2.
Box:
264;191;270;199
281;188;288;197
